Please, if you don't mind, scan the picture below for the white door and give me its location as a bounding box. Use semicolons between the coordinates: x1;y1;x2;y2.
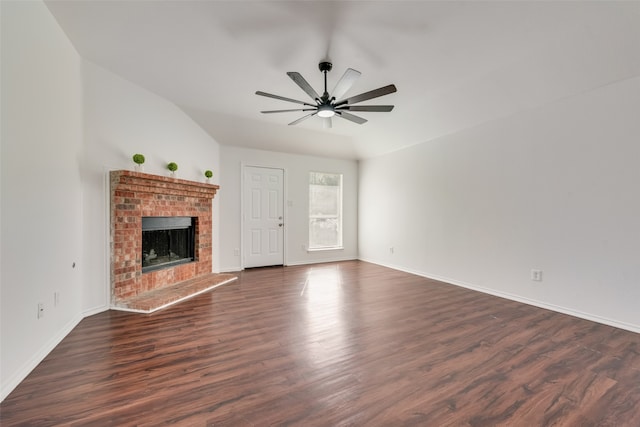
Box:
243;166;284;268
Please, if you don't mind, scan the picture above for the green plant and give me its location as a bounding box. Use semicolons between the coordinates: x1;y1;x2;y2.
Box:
204;170;213;179
132;154;145;165
167;162;178;172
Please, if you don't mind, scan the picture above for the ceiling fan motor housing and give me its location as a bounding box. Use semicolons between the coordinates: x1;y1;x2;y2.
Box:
318;61;333;73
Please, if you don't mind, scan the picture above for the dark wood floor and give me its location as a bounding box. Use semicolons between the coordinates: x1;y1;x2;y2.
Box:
2;261;639;426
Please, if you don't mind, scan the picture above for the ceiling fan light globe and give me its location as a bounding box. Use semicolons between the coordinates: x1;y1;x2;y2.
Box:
317;106;335;118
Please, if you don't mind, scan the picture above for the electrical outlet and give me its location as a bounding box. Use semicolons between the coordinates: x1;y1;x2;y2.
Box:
233;248;240;256
37;303;44;319
54;291;60;307
531;269;543;282
389;247;395;254
301;244;306;251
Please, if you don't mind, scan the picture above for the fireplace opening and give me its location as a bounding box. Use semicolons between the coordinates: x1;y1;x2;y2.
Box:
142;217;195;273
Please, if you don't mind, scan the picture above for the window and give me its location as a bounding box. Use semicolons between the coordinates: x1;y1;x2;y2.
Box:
309;172;343;250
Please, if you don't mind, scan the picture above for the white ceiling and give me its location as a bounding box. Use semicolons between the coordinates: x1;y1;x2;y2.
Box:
45;1;640;160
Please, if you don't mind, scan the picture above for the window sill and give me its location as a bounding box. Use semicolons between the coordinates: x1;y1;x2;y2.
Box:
307;246;344;253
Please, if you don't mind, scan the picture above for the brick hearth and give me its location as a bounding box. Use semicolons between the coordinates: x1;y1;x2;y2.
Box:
110;170;234;310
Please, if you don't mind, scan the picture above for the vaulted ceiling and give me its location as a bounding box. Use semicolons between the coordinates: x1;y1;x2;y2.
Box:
46;1;640;160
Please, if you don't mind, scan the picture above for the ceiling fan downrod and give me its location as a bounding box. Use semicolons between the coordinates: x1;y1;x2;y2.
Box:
318;61;333;102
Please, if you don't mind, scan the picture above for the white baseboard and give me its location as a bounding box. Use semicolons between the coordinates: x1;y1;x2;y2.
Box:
285;256;357;267
359;257;640;334
82;304;109;318
219;256;357;271
1;313;84;401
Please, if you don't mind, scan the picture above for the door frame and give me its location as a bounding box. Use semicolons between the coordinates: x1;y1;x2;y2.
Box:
240;163;288;269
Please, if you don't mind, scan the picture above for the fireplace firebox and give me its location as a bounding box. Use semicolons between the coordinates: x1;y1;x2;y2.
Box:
142;217;195;273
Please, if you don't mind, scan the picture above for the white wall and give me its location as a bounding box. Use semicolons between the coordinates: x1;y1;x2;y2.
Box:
359;76;640;332
219;146;358;272
1;0;84;400
81;61;223;313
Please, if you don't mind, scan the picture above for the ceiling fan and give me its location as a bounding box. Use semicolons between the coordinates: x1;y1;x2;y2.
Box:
256;61;397;127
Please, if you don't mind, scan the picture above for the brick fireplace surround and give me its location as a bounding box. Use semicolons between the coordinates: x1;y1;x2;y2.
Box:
110;170;236;313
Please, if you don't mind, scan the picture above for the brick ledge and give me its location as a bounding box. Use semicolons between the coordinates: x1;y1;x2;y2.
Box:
111;273;237;314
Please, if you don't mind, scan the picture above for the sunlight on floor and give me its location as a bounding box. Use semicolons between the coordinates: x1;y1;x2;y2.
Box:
300;265;350;370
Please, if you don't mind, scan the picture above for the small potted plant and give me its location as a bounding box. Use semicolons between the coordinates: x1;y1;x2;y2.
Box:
167;162;178;177
132;153;145;172
204;169;213;183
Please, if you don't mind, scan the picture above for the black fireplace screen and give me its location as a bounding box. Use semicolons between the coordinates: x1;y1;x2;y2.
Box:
142;217;195;273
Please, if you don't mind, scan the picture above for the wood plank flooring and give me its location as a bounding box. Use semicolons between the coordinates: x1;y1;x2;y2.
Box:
2;261;639;426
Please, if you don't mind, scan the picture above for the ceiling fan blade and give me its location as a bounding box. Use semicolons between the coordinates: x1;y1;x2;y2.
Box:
336;105;394;112
337;111;368;125
287;72;321;101
323;117;332;129
261;109;316;114
256;91;315;107
335;84;397;107
331;68;361;101
288;112;317;126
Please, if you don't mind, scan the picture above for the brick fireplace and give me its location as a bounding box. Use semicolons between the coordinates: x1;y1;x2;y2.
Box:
110;170;222;306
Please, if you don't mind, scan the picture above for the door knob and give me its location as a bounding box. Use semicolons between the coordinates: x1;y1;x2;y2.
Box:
279;223;283;227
